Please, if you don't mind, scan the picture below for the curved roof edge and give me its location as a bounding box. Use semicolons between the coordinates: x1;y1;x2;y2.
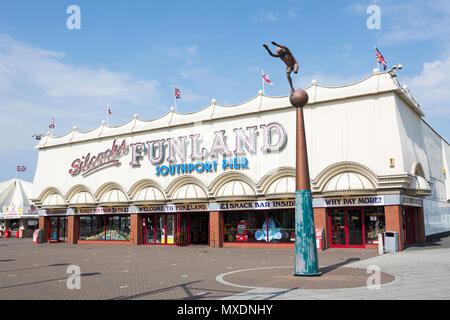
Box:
35;71;422;149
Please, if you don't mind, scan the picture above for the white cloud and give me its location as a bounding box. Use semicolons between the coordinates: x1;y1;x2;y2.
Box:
253;11;278;22
406;56;450;117
0;33;167;172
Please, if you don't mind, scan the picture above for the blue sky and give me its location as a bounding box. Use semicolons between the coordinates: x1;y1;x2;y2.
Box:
0;0;449;182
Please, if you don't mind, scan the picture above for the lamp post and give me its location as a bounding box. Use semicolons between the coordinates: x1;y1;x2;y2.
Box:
290;89;321;276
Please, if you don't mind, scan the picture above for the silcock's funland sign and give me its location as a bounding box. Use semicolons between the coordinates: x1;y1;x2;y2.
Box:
68;122;287;177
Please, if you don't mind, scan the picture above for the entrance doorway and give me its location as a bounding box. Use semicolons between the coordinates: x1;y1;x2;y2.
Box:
328;208;365;248
143;214;176;245
404;207;417;245
48;216;68;243
142;212;208;246
188;213;209;245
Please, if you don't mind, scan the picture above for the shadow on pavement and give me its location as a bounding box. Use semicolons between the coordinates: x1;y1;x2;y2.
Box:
319;257;360;274
0;272;100;290
405;235;450;250
110;280;202;300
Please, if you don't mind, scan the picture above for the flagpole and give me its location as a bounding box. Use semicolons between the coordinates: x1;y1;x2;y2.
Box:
173;86;177;112
106;104;109;126
262;69;265;95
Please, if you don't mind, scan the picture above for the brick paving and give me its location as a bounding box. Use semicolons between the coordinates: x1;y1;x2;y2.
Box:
0;238;382;300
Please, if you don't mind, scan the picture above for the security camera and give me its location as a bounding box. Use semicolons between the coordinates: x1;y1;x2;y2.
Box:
32;133;43;140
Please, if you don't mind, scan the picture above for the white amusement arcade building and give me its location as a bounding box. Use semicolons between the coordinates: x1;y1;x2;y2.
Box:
31;69;450;251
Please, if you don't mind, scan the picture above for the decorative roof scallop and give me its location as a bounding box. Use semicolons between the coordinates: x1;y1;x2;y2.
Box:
324;172;375;192
99;189;128;204
36;71;422;149
42;193;67;207
266;176;295;195
408;175;431;191
216;180;256;200
69;191;96;206
134;186;166;203
172;184;208;202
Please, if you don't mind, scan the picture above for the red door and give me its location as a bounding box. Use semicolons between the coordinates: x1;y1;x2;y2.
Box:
328;208;365;248
142;214;176;245
48;216;67;243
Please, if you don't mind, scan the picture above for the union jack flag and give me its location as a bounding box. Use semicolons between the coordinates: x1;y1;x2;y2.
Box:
174;87;181;99
375;47;387;71
16;166;26;172
49;118;55;129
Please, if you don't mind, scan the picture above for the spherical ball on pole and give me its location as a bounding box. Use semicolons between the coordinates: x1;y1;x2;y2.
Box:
289;88;309;108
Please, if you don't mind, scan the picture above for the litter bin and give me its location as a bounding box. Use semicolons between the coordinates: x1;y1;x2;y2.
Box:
384;231;399;252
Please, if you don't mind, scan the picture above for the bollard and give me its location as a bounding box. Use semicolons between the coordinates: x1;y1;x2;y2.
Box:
378;233;384;255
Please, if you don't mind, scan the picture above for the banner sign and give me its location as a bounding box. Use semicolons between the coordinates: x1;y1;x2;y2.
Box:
217;200;295;211
39;209;73;216
401;196;423;207
76;207;130;215
320;196;384;207
137;204;208;213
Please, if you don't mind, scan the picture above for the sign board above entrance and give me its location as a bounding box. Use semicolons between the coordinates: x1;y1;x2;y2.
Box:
320;196;384;207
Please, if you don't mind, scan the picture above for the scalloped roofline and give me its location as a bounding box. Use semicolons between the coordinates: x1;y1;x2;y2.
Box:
35;71;425;149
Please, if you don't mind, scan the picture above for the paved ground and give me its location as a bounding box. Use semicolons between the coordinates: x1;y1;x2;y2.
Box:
1;237;449;300
0;238;379;300
222;241;450;300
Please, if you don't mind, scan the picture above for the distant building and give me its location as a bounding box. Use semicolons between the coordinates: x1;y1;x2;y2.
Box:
31;70;450;250
0;178;39;237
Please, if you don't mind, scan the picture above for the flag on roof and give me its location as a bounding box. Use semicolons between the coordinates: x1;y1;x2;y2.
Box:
107;105;112;115
262;69;273;85
375;47;387;71
174;87;181;99
16;166;26;172
49;118;55;129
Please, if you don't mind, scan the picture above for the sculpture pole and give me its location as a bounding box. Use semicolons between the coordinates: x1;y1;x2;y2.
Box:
290;90;320;276
263;41;320;276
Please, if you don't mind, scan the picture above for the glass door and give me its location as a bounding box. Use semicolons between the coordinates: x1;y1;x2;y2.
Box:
166;214;175;245
49;216;67;243
329;209;346;246
142;214;176;245
347;209;363;246
156;215;165;244
176;213;189;246
329;208;365;248
49;217;59;242
144;215;156;244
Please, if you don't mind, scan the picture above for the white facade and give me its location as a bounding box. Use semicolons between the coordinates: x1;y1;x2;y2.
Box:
31;70;450;235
